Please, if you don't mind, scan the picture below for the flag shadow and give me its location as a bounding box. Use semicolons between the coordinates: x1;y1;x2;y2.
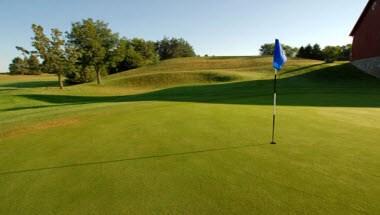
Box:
0;143;267;176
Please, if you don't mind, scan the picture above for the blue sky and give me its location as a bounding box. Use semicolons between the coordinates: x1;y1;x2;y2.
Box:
0;0;367;72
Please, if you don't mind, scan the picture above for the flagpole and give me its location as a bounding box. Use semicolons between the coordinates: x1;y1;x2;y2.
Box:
271;69;278;144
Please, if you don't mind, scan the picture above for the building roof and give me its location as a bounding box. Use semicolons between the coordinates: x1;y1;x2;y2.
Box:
350;0;376;36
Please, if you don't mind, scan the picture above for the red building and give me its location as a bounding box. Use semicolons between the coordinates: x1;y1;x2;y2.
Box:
350;0;380;77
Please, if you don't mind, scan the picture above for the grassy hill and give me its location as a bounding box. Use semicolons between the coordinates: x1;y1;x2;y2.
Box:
0;57;379;214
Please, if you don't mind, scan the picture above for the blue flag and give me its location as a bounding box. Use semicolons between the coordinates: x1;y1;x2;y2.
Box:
273;39;287;71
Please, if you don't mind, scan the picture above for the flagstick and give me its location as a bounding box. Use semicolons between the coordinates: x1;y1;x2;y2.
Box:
271;69;278;145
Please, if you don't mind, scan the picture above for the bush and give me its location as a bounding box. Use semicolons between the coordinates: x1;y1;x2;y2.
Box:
9;55;41;75
156;37;196;60
323;46;341;63
260;43;298;57
109;38;159;74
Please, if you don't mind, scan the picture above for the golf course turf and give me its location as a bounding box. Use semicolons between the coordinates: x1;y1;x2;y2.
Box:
0;57;379;214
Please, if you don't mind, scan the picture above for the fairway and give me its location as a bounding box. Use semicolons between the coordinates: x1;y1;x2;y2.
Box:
0;57;379;214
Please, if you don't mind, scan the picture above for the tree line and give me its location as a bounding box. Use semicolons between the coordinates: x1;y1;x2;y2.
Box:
260;43;352;63
9;18;196;88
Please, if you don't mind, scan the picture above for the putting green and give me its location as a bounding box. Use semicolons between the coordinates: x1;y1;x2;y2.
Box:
0;57;379;214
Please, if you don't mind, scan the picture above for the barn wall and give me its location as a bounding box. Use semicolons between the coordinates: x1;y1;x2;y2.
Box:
352;0;380;60
352;57;380;78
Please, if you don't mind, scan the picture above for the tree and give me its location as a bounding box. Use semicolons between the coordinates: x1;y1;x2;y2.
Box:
15;46;30;58
109;38;160;74
131;38;159;65
11;18;200;79
323;46;341;63
32;24;75;88
297;44;323;60
27;54;41;74
297;43;352;62
9;57;28;75
62;44;81;83
260;43;298;57
122;48;144;70
311;44;324;60
297;46;305;58
108;38;144;73
338;44;352;61
67;18;119;84
283;46;298;58
259;43;275;55
156;37;196;60
108;39;128;74
303;44;313;59
10;46;41;75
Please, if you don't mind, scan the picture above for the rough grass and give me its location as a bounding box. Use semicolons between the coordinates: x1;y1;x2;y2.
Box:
104;71;243;89
0;57;379;214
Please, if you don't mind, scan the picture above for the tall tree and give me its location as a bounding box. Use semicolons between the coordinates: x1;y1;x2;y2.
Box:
32;24;74;88
297;46;305;58
67;18;119;84
63;44;81;82
15;46;30;58
27;54;41;74
311;44;324;60
303;44;313;59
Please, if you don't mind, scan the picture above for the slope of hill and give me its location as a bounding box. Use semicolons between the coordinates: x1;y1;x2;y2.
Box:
100;57;322;89
0;57;379;214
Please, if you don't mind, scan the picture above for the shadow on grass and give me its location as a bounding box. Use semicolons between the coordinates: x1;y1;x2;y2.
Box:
0;81;58;89
3;104;79;112
0;88;18;92
5;64;380;111
281;63;326;75
0;143;267;176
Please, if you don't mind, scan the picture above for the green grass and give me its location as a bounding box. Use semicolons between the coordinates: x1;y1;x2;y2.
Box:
0;57;379;214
